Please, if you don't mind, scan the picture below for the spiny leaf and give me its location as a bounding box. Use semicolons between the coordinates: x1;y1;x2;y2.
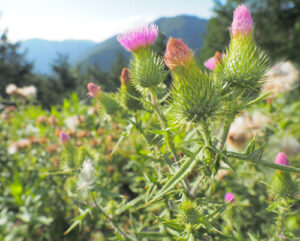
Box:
147;148;203;205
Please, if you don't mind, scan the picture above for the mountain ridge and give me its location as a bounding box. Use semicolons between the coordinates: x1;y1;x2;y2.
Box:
20;15;208;74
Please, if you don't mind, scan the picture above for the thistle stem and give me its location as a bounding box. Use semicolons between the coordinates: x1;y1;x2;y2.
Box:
92;194;136;241
190;174;205;197
150;89;191;194
217;115;234;152
200;121;212;161
226;151;300;173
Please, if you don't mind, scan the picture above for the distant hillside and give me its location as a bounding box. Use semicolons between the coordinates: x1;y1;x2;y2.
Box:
20;39;96;74
77;15;207;71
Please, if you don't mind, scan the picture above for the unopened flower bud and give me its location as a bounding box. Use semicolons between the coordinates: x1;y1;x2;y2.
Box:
60;131;70;144
164;37;193;70
225;192;235;203
230;4;253;37
214;51;223;65
274;152;290;166
120;67;130;85
87;83;100;98
179;200;202;225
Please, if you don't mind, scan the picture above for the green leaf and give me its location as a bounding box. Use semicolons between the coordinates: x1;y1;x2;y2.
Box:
135;232;170;239
245;137;256;155
64;208;92;235
115;195;145;215
147;148;203;204
112;123;133;154
248;148;263;162
92;185;123;198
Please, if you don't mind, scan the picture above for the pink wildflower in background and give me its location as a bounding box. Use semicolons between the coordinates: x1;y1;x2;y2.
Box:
117;23;159;52
60;131;70;144
87;83;100;98
204;52;226;70
230;4;253;37
225;192;235;203
274;152;290;166
204;57;215;70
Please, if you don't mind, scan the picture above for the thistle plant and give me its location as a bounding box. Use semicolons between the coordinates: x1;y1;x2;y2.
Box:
57;5;300;240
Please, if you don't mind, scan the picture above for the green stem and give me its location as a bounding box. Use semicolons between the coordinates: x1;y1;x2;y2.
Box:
190;174;205;197
217;115;234;152
227;152;300;173
92;194;136;241
150;90;192;195
200;121;212;162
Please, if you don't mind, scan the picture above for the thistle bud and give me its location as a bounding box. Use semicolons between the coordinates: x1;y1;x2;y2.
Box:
117;23;159;52
230;4;253;37
120;68;143;111
99;93;121;115
120;67;130;85
60;131;70;144
274;152;290;166
179;200;202;225
164;37;193;70
270;170;296;198
214;51;223;65
87;83;100;98
224;192;235;203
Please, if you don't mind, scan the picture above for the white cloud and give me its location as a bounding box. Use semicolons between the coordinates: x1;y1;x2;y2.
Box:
1;12;156;42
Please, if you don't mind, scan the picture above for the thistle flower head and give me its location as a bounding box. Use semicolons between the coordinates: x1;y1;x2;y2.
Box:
225;192;235;203
274;152;290;166
164;37;193;70
60;131;70;144
230;4;253;37
120;67;130;85
87;83;100;97
117;23;159;52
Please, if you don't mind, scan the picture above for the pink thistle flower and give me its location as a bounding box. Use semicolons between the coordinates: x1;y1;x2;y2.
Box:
87;83;100;98
204;52;225;70
60;131;70;144
117;23;159;52
225;192;235;203
164;37;193;70
204;57;215;70
274;152;290;166
230;4;253;37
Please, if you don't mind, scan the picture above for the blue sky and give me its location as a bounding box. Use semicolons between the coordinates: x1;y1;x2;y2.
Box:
0;0;215;42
